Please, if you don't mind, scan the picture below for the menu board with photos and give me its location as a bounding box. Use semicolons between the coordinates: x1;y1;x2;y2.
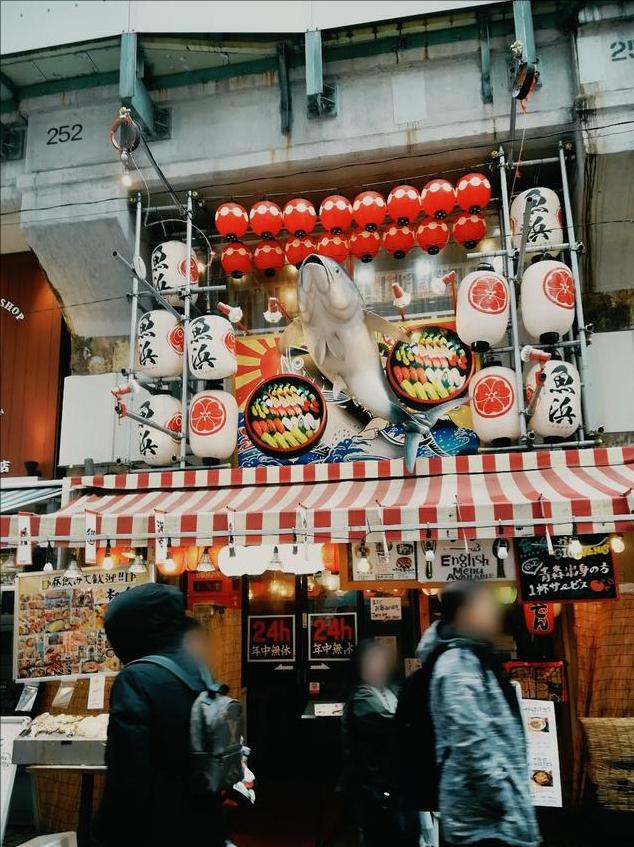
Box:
522;699;563;807
350;539;417;582
14;567;152;681
516;534;618;602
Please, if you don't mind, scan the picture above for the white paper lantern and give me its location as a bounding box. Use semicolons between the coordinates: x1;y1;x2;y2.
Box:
218;544;266;576
188;315;237;380
469;365;521;445
521;260;575;343
188;390;238;459
138;394;181;466
137;310;184;377
525;359;581;441
456;266;510;351
151;241;199;307
510;187;562;256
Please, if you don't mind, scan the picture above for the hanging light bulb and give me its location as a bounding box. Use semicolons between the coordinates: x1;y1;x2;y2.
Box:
424;545;436;563
322;570;340;592
65;554;82;576
102;540;114;571
43;542;55;573
121;548;135;560
121;162;132;187
196;548;214;572
610;534;625;554
356;539;372;575
567;537;583;559
268;546;283;569
129;549;147;574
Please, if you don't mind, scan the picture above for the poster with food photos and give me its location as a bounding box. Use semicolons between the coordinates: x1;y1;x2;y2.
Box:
521;699;562;807
14;567;151;682
350;539;417;581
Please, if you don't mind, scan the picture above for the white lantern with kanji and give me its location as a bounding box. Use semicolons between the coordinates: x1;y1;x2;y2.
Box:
510;188;562;256
469;365;521;445
138;394;182;466
151;241;199;307
521;260;575;343
188;315;237;380
525;359;581;441
189;390;238;459
456;266;510;352
137;310;184;377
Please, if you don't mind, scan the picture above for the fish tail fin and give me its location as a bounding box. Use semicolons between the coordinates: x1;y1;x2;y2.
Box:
390;402;447;470
404;431;422;472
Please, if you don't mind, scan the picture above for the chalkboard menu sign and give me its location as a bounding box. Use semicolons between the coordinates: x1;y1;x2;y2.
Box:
516;535;618;603
247;615;295;662
308;612;357;662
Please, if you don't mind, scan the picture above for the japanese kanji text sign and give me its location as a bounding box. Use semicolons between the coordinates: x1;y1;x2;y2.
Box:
308;612;357;662
247;615;295;663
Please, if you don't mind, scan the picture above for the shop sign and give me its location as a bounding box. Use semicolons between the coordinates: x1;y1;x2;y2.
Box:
247;614;295;663
418;538;517;584
505;661;567;703
308;612;357;661
516;535;618;602
370;596;402;621
351;540;417;582
522;699;562;807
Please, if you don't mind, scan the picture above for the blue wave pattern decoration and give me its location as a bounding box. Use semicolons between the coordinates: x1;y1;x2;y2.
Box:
237;414;479;467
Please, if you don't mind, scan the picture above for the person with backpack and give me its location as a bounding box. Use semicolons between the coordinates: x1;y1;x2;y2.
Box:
94;583;239;847
341;639;406;847
399;581;539;847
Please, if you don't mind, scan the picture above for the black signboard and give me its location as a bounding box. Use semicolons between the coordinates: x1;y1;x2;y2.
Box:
308;612;357;662
516;534;618;603
247;614;295;662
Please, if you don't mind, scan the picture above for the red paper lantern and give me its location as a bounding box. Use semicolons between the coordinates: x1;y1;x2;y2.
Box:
523;602;555;636
350;230;381;263
420;178;455;220
352;191;386;232
254;240;285;277
453;213;487;249
285;236;316;268
319;195;353;234
416;220;450;255
249;200;283;239
214;202;248;241
455;172;492;214
317;234;349;263
387;184;421;225
283;198;317;237
382;225;415;259
221;242;252;279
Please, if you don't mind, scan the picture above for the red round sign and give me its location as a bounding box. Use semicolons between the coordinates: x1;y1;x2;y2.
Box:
472;375;515;418
467;274;508;315
189;396;227;436
543;267;574;309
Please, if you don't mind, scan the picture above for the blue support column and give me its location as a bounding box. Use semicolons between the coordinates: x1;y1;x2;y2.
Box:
120;32;156;137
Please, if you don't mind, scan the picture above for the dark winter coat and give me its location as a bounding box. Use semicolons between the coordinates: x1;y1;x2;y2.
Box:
341;684;399;795
94;583;225;847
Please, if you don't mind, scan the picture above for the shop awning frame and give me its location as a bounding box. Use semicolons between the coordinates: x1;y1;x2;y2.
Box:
1;447;632;548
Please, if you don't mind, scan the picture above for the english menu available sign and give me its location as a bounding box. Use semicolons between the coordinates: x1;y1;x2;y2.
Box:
516;535;618;602
418;539;517;584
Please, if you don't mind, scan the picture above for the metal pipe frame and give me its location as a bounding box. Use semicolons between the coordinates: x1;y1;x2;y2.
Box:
179;191;193;468
490;339;580;354
120;408;184;439
468;241;578;261
160;285;226;295
480;438;601;454
496;147;528;440
126;195;142;375
113;250;181;318
510;156;559;167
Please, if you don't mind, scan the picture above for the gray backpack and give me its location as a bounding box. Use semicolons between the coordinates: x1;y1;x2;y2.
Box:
130;654;244;793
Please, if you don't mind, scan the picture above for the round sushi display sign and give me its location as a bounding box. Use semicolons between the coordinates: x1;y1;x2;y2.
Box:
386;325;474;409
244;374;328;458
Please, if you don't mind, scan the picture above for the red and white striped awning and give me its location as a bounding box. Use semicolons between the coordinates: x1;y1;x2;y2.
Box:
2;447;632;547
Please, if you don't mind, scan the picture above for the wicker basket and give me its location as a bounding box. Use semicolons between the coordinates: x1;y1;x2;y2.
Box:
580;717;634;812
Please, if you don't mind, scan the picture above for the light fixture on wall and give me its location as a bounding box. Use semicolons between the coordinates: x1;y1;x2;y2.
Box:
129;549;147;574
610;534;625;554
102;540;114;571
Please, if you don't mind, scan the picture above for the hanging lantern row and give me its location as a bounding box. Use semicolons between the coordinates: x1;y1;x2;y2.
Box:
214;173;491;242
220;215;488;277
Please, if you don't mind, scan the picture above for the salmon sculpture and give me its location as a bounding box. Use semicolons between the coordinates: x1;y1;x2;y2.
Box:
278;254;466;471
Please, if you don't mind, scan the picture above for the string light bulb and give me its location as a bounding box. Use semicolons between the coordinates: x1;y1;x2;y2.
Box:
65;553;82;576
268;546;283;569
43;542;55;573
424;545;436;563
129;549;147;574
356;539;371;574
196;548;214;572
567;537;583;559
102;540;114;571
610;534;625;554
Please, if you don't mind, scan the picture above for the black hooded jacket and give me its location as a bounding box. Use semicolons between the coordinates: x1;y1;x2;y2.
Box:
94;583;225;847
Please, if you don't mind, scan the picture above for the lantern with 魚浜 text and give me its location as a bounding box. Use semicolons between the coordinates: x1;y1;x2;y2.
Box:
456;266;510;352
285;236;316;268
387;185;420;225
214;202;248;241
253;240;285;277
350;230;381;263
521;260;575;344
453;214;487;249
510;187;562;256
151;241;199;307
416;220;450;255
188;315;236;380
249;200;283;240
319;195;353;234
468;365;521;446
382;225;415;259
189;390;238;459
420;179;455;220
221;243;252;279
455;173;491;214
352;191;386;232
525;359;581;441
138;394;182;466
137;310;183;378
283;198;317;237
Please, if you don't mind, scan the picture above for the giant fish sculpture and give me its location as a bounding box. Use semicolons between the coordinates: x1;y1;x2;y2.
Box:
278;254;466;471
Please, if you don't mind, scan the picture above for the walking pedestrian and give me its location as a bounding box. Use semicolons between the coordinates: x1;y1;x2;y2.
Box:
341;639;405;847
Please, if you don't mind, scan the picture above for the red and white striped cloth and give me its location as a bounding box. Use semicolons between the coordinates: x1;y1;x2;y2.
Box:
2;448;632;547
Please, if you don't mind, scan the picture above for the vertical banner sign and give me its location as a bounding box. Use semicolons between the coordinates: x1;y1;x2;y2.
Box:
16;513;32;566
522;699;563;807
154;510;167;566
84;510;97;564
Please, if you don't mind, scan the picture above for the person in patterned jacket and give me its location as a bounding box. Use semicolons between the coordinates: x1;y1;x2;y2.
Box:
416;582;540;847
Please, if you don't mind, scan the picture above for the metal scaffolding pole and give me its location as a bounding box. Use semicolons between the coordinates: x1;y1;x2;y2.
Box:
126;194;142;376
179;191;193;468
